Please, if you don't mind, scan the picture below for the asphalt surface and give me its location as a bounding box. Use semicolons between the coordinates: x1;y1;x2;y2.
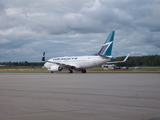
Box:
0;73;160;120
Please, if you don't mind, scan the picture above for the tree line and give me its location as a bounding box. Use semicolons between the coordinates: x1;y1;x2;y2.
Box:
0;55;160;66
0;61;43;66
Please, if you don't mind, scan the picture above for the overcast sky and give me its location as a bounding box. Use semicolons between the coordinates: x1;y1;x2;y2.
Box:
0;0;160;62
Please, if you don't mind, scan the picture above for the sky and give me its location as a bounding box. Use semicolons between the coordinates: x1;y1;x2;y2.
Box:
0;0;160;62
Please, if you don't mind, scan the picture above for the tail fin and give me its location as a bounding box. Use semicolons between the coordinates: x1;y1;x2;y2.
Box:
42;52;45;61
98;31;115;56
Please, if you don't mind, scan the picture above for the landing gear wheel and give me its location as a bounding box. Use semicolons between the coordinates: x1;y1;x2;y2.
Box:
68;69;73;73
81;69;86;73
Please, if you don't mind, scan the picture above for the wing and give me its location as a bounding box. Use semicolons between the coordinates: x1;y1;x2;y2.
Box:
107;54;130;64
46;60;78;69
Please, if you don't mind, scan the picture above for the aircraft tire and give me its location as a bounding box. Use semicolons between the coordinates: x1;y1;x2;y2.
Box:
68;69;73;73
81;69;86;73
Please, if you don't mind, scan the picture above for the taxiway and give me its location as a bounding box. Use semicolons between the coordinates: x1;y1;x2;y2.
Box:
0;73;160;120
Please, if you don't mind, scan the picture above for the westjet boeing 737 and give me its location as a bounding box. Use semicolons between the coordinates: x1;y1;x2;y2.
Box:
42;31;129;73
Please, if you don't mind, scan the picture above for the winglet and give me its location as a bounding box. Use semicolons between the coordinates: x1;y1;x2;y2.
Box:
42;52;45;61
123;54;130;62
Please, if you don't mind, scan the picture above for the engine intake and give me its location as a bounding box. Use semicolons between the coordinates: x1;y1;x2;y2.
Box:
58;66;63;71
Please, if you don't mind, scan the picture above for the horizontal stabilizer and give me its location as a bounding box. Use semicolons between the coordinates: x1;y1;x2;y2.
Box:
98;54;112;59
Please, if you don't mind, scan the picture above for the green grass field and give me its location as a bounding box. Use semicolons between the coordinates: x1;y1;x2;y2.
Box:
0;65;160;73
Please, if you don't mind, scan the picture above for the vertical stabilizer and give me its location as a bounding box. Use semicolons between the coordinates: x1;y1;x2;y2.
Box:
42;52;45;61
98;31;115;56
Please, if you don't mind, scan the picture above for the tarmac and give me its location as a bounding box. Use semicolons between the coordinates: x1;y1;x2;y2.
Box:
0;73;160;120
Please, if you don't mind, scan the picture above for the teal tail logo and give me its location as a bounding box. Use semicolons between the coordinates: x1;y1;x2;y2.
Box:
98;31;115;56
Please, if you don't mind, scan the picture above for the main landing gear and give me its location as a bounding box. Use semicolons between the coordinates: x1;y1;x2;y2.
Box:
67;69;86;73
81;69;86;73
68;69;73;73
51;69;87;73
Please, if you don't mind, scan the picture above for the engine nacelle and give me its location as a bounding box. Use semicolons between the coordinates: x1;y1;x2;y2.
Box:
50;64;63;71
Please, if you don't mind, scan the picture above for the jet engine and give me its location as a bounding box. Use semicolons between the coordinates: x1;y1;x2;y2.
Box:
50;64;63;71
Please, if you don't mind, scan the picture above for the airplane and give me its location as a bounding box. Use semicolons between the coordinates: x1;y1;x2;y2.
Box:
42;31;129;73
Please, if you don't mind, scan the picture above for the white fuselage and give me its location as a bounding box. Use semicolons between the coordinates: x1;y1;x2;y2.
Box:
44;55;112;71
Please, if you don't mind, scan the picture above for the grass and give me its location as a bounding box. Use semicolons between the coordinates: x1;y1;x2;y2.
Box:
0;66;160;73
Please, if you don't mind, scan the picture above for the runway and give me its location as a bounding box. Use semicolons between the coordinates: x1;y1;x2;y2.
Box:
0;73;160;120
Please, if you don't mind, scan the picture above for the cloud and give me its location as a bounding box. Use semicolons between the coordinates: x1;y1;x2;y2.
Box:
0;0;160;62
